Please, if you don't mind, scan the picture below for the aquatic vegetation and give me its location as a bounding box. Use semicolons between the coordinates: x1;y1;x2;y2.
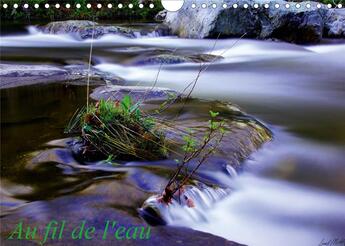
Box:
65;96;168;161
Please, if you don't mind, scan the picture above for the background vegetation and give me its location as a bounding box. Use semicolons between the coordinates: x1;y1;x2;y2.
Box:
0;0;163;22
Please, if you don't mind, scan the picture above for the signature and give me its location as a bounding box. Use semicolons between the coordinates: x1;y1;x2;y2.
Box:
319;238;345;246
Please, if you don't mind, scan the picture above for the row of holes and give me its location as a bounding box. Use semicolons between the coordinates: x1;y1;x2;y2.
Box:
194;2;342;9
1;2;343;9
1;3;155;9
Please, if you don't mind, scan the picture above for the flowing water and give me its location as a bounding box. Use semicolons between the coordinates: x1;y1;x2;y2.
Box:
1;25;345;245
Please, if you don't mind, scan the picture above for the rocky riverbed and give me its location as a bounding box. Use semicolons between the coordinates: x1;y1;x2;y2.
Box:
0;20;273;245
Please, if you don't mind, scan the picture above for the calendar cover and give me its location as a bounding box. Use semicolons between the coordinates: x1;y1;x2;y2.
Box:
1;0;345;245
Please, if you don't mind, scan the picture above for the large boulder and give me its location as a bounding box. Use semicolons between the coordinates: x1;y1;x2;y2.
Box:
38;20;136;39
164;0;342;43
262;5;325;43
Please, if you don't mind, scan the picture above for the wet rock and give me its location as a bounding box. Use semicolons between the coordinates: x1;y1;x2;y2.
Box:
39;20;136;40
154;24;172;36
164;0;340;44
324;9;345;38
90;85;180;103
131;54;192;65
0;63;105;89
69;139;107;163
0;64;67;78
0;181;243;245
188;53;223;63
130;53;223;66
262;5;325;43
64;64;124;85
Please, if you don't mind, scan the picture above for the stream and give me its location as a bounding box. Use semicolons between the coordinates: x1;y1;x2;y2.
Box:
1;24;345;246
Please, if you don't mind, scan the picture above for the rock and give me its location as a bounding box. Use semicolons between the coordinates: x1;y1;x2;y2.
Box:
188;53;223;63
38;20;171;39
0;180;243;245
0;63;105;89
263;6;325;43
130;53;223;66
131;54;192;65
0;64;67;78
64;64;124;85
39;20;136;40
155;10;168;22
69;139;107;163
90;85;180;103
324;9;345;38
164;0;334;44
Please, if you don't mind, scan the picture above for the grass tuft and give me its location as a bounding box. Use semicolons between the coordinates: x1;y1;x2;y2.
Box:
65;95;168;161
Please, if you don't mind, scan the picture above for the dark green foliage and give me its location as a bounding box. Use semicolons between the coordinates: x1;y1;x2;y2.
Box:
0;0;163;22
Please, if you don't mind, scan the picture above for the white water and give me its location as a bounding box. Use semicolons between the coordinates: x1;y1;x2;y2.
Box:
1;29;345;245
188;173;345;246
162;130;345;246
142;185;230;224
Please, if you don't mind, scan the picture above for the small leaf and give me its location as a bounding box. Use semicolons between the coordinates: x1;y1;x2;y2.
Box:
135;108;141;119
209;110;219;118
130;102;140;113
121;95;132;111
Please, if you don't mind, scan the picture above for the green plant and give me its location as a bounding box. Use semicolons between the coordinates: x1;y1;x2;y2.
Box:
159;110;226;204
65;95;168;161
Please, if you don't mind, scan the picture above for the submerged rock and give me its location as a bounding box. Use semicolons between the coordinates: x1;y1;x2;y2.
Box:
164;0;344;43
131;54;192;65
130;53;223;66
